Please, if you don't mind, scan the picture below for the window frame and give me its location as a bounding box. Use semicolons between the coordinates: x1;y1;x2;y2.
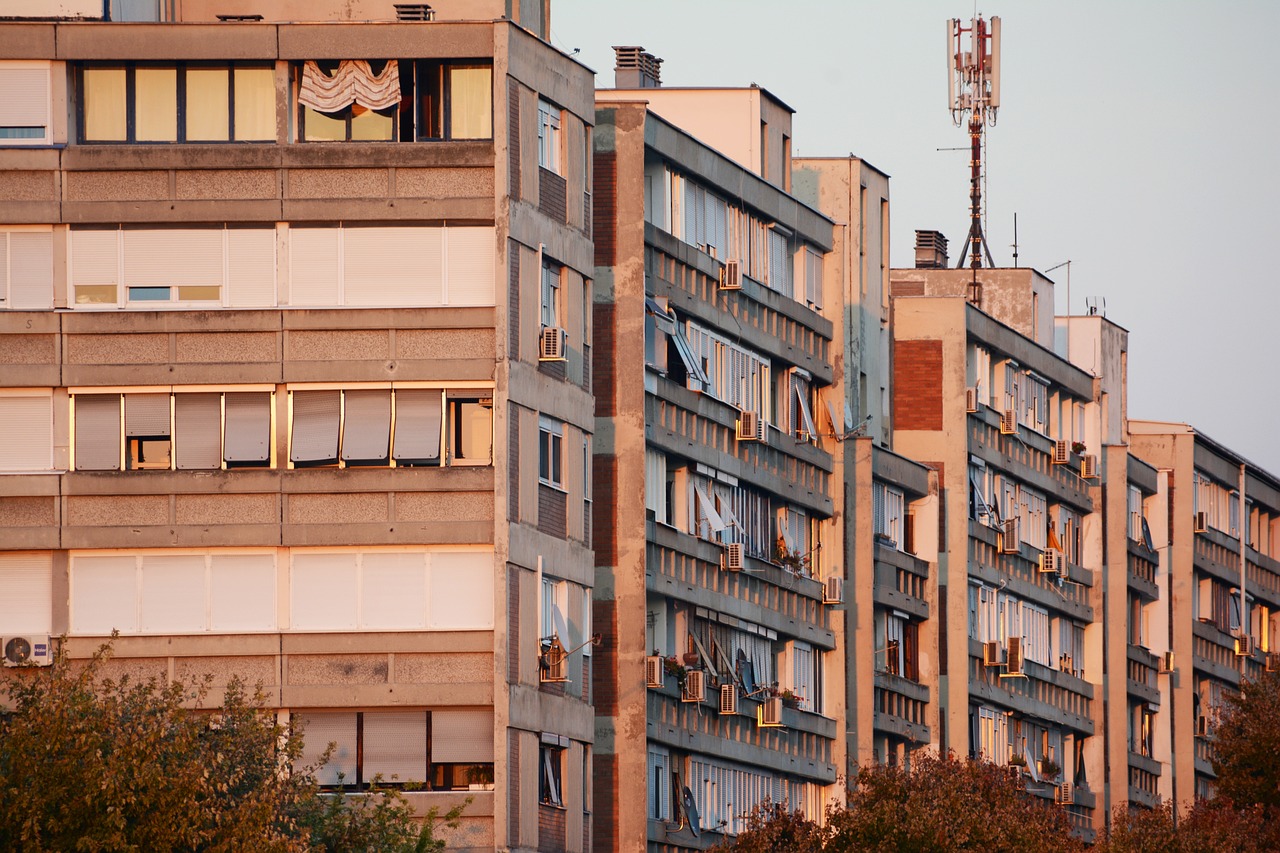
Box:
539;734;568;808
537;98;563;175
538;417;565;489
0;61;53;145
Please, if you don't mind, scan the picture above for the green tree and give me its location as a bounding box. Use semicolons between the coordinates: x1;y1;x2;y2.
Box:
715;801;831;853
0;639;463;852
1211;668;1280;811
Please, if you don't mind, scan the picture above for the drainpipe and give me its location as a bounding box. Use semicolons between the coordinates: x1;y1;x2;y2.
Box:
1239;464;1248;645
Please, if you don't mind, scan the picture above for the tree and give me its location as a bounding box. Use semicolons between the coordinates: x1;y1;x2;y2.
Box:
0;639;462;852
1211;669;1280;811
715;801;831;853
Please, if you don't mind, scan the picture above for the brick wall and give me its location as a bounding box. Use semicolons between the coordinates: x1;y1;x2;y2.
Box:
591;753;617;853
537;484;567;539
893;339;944;430
592;304;615;417
592;151;616;267
539;167;567;222
591;458;616;565
508;80;520;201
538;804;567;852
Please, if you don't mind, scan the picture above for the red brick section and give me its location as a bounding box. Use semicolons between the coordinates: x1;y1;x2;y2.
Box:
539;805;567;852
592;304;616;417
592;601;618;716
592;458;617;565
893;339;944;430
592;754;618;853
593;151;616;267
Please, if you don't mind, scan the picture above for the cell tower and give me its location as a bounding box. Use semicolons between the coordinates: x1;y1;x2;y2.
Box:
947;15;1001;269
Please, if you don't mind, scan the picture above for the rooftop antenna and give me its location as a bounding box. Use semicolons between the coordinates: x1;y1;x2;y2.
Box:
948;14;1000;269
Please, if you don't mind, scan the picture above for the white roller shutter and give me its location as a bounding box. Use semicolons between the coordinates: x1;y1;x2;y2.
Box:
363;710;428;784
74;394;121;471
0;391;52;471
431;708;494;763
290;390;340;465
360;552;427;629
227;227;276;307
340;389;391;464
139;554;207;633
124;229;222;289
174;393;222;470
209;553;276;631
296;712;357;785
0;552;53;634
124;393;170;436
444;227;495;306
71;555;139;634
428;550;493;630
70;228;120;300
391;389;441;465
343;226;441;307
9;231;54;309
223;392;271;464
288;227;340;306
0;235;6;304
0;64;50;140
290;552;358;629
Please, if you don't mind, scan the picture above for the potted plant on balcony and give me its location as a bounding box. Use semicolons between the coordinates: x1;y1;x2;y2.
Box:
663;655;687;688
1070;441;1086;456
1039;756;1061;781
773;539;809;576
778;689;802;710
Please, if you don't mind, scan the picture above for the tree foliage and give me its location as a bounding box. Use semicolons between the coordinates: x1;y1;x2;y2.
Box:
0;640;463;852
1211;668;1280;811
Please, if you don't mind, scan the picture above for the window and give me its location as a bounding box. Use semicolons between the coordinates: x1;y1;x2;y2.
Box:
539;417;564;488
976;705;1009;763
647;746;671;821
874;483;906;550
682;319;770;416
0;62;52;144
540;734;567;806
0;228;54;310
541;258;561;328
788;369;818;442
296;708;493;790
803;246;823;309
79;63;274;143
970;583;999;643
72;390;273;471
688;755;775;836
414;62;493;140
0;390;53;471
767;227;791;293
538;99;562;174
0;552;53;635
1059;618;1084;676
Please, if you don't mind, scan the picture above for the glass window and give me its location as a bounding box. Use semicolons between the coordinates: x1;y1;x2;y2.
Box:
448;65;492;139
539;419;564;488
540;741;565;806
448;395;493;465
185;68;230;141
82;67;127;141
538;98;562;174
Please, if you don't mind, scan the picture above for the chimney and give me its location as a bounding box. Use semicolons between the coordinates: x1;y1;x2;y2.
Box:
914;230;949;269
613;45;662;88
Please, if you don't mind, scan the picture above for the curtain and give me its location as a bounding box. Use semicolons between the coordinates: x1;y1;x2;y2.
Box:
298;60;400;113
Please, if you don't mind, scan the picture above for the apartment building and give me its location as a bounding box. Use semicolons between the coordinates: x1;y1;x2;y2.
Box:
1129;421;1280;811
0;3;596;851
591;49;843;851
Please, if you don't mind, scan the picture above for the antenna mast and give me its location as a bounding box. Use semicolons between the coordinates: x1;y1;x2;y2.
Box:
948;14;1000;269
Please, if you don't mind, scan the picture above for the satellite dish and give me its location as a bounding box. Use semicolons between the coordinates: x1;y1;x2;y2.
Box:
681;786;701;838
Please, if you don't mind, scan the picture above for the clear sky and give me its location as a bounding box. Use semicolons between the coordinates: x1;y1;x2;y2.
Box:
549;0;1280;473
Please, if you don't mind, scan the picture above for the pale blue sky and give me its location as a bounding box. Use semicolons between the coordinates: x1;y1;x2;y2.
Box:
550;1;1280;473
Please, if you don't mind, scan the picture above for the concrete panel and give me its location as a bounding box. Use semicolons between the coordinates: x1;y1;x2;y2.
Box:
62;199;284;224
171;524;283;548
0;333;58;366
62;363;283;387
284;329;391;362
395;491;494;523
174;655;279;687
282;358;495;384
65;170;169;202
174;493;280;526
395;168;495;200
286;653;390;685
63;145;285;172
0;496;57;526
56;23;279;60
63;469;281;496
0;202;61;224
286;492;389;524
175;332;278;364
281;682;493;706
281;144;494;170
282;519;494;547
396;328;496;361
394;652;495;684
283;632;493;655
0;170;56;201
286;168;388;199
70;656;168;683
66;494;168;526
174;170;280;200
64;309;282;334
282;196;494;222
64;332;169;364
277;22;495;60
0;24;56;58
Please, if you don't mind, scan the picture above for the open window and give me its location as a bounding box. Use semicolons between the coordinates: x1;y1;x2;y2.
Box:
539;733;567;807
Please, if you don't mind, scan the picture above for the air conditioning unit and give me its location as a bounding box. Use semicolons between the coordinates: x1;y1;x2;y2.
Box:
1038;549;1062;574
1195;715;1209;738
682;670;705;703
735;410;765;442
1053;440;1070;465
757;696;784;727
1000;636;1025;677
645;655;665;688
1000;518;1021;554
1057;557;1071;582
823;576;844;605
983;640;1003;667
1194;511;1208;533
1234;635;1253;657
2;635;53;667
721;542;745;572
1080;454;1098;479
965;387;980;412
719;684;738;715
1000;409;1018;434
1055;782;1073;806
1265;652;1280;673
1159;651;1176;674
720;259;742;290
539;636;568;683
538;325;567;361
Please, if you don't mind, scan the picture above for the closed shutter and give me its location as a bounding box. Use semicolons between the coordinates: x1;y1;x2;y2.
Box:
0;65;50;135
139;554;207;633
209;553;276;631
0;392;52;471
226;227;276;307
428;550;494;630
290;552;359;629
288;227;340;306
391;389;442;464
431;708;494;763
297;712;357;785
71;555;138;634
124;229;222;291
340;389;391;464
74;394;121;471
70;228;120;304
290;390;340;464
8;231;53;309
175;393;222;469
363;710;428;784
444;227;496;305
360;552;427;629
125;393;170;436
223;392;271;464
343;226;440;307
0;552;53;634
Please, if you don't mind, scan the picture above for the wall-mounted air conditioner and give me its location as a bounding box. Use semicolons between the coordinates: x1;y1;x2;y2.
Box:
823;576;844;605
1055;782;1073;806
645;655;664;688
2;635;52;667
1234;635;1253;657
721;542;745;572
720;259;742;290
757;696;784;727
719;684;738;715
1080;454;1098;479
1193;511;1208;533
1000;518;1021;554
681;670;705;703
1053;440;1070;465
1000;636;1025;677
1159;651;1175;674
965;387;980;412
1195;716;1208;738
1038;549;1062;575
983;640;1003;667
1000;409;1018;434
1265;652;1280;673
538;326;567;361
735;410;765;442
